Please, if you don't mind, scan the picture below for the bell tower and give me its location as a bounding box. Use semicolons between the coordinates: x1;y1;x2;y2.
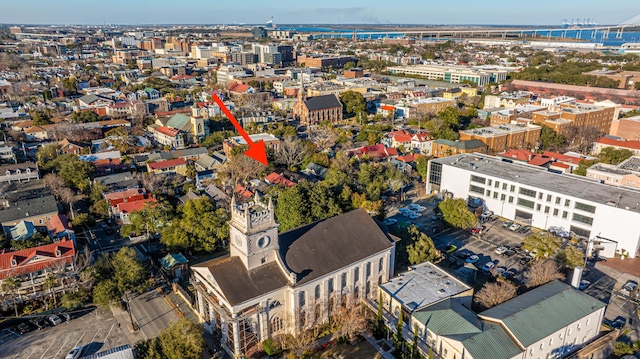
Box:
228;193;279;270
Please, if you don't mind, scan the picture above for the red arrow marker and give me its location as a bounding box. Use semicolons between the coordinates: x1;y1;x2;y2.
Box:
211;94;268;165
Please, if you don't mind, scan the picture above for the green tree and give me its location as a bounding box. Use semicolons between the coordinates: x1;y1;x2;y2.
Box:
71;110;101;123
161;197;229;252
539;125;565;152
201;130;235;147
112;247;148;294
62;77;77;93
437;107;461;131
407;231;440;265
598;147;634;165
344;61;356;70
555;246;584;269
120;201;174;238
573;159;598;176
43;273;59;305
262;338;279;356
30;109;52;126
159;318;205;359
437;198;477;229
92;278;120;307
37;143;60;164
522;232;561;259
1;276;20;316
105;126;136;154
46;154;95;191
340;90;366;116
415;155;429;181
72;213;95;229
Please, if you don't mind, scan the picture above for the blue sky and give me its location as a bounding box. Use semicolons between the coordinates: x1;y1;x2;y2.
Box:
1;0;639;25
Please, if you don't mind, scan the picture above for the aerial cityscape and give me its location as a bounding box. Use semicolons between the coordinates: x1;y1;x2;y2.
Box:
2;2;640;359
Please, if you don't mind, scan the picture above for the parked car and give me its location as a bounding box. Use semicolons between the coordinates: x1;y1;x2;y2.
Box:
408;204;420;210
402;211;412;217
588;255;607;262
502;268;518;279
61;313;72;322
409;213;422;219
471;225;486;235
48;314;62;326
612;316;627;329
620;280;638;296
509;223;521;231
502;249;516;257
399;207;411;213
495;246;509;255
502;220;513;228
513;244;523;253
29;318;48;330
417;206;427;212
518;225;531;234
494;266;507;277
519;256;533;265
578;280;591;291
445;244;457;253
383;218;397;226
465;255;480;264
482;261;496;272
17;322;31;334
65;346;83;359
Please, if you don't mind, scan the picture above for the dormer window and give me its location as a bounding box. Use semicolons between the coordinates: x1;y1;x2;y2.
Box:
55;249;61;257
5;170;10;176
26;168;31;173
10;258;17;267
15;169;20;174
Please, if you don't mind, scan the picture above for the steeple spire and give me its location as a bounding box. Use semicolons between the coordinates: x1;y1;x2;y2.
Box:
298;71;305;102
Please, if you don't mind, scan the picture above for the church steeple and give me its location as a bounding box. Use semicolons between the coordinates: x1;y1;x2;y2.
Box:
228;195;279;270
297;71;306;102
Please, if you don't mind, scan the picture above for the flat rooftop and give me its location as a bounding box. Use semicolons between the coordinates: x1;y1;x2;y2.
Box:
228;133;279;145
619;156;640;173
433;153;640;213
380;262;471;312
461;124;540;138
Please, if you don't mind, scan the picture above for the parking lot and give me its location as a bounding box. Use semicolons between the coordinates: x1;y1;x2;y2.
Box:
0;307;130;359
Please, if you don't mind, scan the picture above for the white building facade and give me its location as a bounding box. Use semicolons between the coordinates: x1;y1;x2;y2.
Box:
427;153;640;258
192;196;397;358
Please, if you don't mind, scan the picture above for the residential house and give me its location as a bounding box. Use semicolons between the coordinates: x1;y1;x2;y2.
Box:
147;158;187;175
0;239;76;296
0;162;39;183
148;125;185;149
0;194;59;236
592;137;640;156
0;144;15;163
264;172;295;187
9;221;36;241
58;138;88;155
46;214;75;243
117;198;157;224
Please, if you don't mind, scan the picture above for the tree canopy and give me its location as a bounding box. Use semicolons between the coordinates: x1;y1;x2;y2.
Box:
135;318;204;359
43;154;95;191
437;198;477;229
91;247;148;307
598;147;634;165
30;109;52;126
474;281;517;310
340;90;366;116
392;225;441;266
161;197;229;252
120;201;174;238
71;110;101;123
522;232;561;259
538;125;566;152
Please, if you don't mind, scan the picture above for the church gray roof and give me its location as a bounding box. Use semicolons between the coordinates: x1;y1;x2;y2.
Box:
303;94;342;112
279;209;397;285
195;257;289;306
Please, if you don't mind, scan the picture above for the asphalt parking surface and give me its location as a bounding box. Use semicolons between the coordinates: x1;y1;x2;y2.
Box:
0;307;130;359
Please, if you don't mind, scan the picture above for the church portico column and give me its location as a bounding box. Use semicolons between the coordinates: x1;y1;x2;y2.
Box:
258;303;268;341
197;291;205;318
232;318;241;357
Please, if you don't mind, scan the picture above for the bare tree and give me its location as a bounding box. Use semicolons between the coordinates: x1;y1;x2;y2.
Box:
44;173;75;206
524;259;565;288
277;330;314;358
275;137;309;170
474;281;517;310
219;155;267;186
307;127;338;151
333;294;370;343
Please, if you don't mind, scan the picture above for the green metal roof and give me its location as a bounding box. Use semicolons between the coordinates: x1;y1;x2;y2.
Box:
479;280;606;348
159;253;188;269
434;138;486;150
166;113;191;131
413;299;481;339
462;323;523;359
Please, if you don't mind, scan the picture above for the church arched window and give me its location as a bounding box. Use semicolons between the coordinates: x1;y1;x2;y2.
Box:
270;316;283;333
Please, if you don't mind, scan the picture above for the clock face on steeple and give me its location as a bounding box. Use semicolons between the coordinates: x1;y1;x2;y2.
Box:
235;235;242;247
257;235;271;248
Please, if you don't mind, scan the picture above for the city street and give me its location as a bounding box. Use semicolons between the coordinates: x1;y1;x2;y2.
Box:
128;286;180;340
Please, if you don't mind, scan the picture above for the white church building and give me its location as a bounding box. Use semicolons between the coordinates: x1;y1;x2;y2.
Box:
192;195;398;357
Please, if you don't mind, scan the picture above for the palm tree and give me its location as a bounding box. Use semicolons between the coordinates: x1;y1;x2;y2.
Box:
1;277;21;317
43;274;59;306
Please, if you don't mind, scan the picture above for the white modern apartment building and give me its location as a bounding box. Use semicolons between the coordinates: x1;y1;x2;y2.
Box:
387;64;507;86
427;153;640;258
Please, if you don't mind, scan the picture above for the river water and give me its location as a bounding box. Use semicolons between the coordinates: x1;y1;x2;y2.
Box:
278;26;640;47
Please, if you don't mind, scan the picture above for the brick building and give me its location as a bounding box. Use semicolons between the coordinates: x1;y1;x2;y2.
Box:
459;123;542;155
293;78;342;126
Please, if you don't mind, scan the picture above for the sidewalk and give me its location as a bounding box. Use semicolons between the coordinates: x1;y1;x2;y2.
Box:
363;334;395;359
110;306;147;346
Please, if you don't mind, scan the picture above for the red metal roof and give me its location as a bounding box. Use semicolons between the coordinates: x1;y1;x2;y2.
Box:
596;137;640;151
265;172;295;187
0;239;75;280
46;214;72;235
104;188;146;201
117;198;157;215
155;126;181;137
